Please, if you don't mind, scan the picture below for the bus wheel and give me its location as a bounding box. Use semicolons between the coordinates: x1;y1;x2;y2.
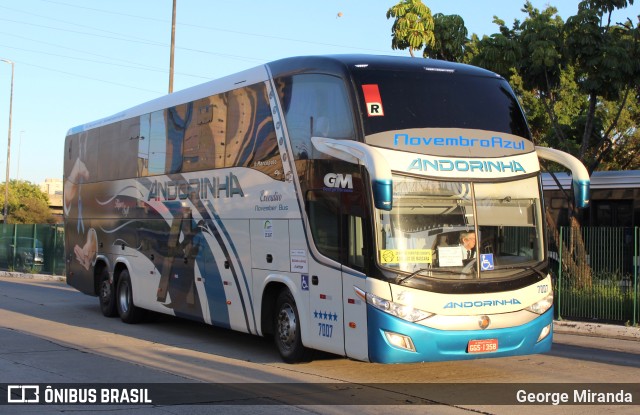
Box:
274;289;311;363
99;269;117;317
116;270;143;324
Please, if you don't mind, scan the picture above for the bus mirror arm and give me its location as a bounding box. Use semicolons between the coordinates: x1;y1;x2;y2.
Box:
535;146;590;209
311;137;393;210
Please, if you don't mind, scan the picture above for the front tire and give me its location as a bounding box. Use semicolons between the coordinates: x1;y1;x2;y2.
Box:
274;289;311;363
99;268;117;317
116;270;143;324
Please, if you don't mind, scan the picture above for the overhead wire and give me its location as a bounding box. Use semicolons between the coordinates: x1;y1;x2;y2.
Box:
1;0;397;93
36;0;394;54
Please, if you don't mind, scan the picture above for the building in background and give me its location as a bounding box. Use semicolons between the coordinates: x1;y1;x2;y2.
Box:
40;178;63;222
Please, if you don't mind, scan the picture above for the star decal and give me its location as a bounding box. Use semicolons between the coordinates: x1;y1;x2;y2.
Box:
313;310;339;321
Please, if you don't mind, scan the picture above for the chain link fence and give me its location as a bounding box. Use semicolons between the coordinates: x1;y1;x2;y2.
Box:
0;224;65;275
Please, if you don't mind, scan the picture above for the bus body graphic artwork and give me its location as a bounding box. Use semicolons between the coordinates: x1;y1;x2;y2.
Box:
64;55;589;364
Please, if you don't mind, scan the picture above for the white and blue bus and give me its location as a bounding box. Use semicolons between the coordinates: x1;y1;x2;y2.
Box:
64;55;589;363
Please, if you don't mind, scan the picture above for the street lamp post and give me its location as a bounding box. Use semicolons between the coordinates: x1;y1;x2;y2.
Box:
1;58;14;224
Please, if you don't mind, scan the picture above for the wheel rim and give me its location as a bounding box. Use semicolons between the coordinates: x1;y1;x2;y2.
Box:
118;281;130;314
100;280;111;303
277;303;297;351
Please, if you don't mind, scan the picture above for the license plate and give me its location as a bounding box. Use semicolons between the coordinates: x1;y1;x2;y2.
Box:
467;339;499;353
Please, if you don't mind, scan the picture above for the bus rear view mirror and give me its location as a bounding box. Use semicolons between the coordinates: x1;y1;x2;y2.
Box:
311;137;393;210
535;146;590;209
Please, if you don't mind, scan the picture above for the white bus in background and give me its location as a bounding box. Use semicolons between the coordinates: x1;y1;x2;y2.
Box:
64;55;589;363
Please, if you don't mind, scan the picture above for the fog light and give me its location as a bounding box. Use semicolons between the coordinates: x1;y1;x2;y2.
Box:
383;330;416;352
537;323;551;342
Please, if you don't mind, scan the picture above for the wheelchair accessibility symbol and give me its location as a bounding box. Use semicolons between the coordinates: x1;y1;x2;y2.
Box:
480;254;494;271
301;274;309;291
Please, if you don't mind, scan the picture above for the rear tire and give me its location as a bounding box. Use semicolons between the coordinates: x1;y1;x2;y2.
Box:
99;268;117;317
274;289;312;363
116;270;143;324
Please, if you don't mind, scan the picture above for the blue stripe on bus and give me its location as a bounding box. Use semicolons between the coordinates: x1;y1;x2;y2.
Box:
194;228;231;329
205;199;257;334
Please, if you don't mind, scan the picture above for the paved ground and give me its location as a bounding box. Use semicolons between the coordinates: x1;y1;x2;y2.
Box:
2;270;639;340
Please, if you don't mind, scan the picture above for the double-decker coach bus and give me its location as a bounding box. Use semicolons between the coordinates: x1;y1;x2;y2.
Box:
64;55;589;363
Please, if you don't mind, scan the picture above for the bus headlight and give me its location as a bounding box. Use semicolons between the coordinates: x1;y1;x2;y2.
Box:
354;287;433;322
526;292;554;315
383;330;416;351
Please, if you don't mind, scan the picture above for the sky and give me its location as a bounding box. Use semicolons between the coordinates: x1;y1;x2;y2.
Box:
0;0;638;186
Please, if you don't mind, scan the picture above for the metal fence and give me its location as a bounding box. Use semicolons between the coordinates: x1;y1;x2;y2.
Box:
0;223;638;326
0;224;65;275
553;226;639;326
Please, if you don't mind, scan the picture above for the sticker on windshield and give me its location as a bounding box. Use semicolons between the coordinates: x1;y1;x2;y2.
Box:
480;253;495;271
380;249;432;264
362;84;384;117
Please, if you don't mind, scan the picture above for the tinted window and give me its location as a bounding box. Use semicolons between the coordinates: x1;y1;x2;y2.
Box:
70;82;281;181
279;74;355;162
148;109;168;176
354;70;530;139
183;83;282;179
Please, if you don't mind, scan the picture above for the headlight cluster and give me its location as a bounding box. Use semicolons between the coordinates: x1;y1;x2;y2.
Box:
526;292;554;315
355;287;433;322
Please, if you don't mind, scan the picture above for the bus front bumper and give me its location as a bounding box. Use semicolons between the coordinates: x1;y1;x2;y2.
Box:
367;306;553;364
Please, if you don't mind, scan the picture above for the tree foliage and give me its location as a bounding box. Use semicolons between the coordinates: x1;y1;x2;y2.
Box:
424;13;469;62
0;180;55;224
386;0;435;57
391;0;639;172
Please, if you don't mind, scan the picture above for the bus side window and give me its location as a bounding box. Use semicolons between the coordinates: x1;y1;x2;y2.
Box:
248;84;282;180
225;87;253;168
118;116;140;179
280;74;356;165
347;214;365;270
165;103;192;174
148;110;167;176
306;190;341;262
225;84;282;179
95;124;118;181
138;114;150;177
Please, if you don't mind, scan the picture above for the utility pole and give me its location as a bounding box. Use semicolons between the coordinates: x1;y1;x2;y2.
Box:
1;59;14;223
169;0;176;93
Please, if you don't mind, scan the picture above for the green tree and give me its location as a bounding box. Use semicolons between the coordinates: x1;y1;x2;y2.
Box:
470;17;522;78
565;0;639;167
424;13;469;62
386;0;435;57
467;1;639;172
0;180;55;224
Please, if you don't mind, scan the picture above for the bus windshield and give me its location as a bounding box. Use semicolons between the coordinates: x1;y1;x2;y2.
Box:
376;175;544;279
353;68;531;140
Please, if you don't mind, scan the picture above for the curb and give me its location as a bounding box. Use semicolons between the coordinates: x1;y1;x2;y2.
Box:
553;320;640;340
0;270;66;282
2;271;638;340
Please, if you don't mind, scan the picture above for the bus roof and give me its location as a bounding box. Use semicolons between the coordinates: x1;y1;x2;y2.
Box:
67;54;502;136
542;170;640;190
266;54;502;79
66;64;270;136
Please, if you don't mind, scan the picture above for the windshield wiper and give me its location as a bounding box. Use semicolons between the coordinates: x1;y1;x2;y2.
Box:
398;266;474;284
397;268;431;284
506;265;546;278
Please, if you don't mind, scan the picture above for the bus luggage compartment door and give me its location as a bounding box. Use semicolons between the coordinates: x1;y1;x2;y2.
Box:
250;219;290;272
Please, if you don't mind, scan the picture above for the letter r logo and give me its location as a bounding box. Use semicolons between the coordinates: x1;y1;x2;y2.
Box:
367;103;383;116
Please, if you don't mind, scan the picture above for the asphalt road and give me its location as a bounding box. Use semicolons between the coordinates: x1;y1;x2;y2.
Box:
0;276;638;415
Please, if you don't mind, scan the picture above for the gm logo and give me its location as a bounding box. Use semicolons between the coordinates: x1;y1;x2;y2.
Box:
7;385;40;403
323;173;353;192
